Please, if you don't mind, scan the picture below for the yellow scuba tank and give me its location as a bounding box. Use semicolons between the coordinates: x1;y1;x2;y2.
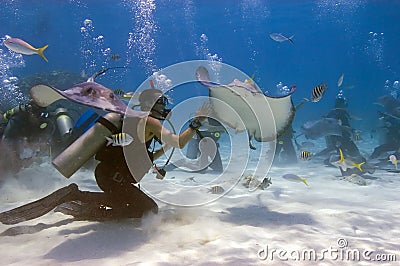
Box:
52;112;122;178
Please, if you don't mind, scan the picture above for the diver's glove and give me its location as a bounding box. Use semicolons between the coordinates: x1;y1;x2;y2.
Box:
189;118;202;130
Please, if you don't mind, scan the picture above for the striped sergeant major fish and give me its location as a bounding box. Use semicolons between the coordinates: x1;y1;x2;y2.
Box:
208;185;225;194
106;132;133;147
299;150;312;161
311;83;327;102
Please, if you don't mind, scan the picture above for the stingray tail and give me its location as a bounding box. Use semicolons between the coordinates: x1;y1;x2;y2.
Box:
37;45;49;62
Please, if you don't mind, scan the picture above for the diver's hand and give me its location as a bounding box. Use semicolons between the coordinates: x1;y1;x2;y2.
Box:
194;102;211;122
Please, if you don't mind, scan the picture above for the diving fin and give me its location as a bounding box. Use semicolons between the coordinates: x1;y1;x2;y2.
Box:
0;184;79;225
55;201;112;221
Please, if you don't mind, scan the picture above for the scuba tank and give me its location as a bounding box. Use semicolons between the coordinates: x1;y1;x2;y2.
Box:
54;108;73;140
2;103;31;122
52;112;122;178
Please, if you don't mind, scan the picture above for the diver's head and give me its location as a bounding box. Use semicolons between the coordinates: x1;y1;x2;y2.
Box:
335;91;348;109
139;88;170;119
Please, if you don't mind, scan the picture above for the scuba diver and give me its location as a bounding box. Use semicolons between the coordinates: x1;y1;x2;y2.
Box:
315;93;362;159
369;103;400;161
274;125;298;165
0;99;74;161
0;84;209;224
274;97;310;166
184;117;225;172
314;93;375;176
1;100;50;142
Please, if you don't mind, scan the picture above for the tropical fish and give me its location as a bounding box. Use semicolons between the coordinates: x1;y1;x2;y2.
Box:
300;118;352;140
259;177;272;190
299;150;312;161
353;133;362;141
3;37;48;62
389;154;398;170
245;73;255;84
113;89;126;97
106;132;133;147
110;53;121;61
269;33;294;44
208;185;225;194
282;174;308;186
311;83;327;102
330;148;365;172
337;73;345;87
196;66;295;149
29;68;147;118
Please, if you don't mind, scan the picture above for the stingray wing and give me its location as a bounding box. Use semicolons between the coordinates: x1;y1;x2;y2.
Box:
30;82;147;118
30;84;66;107
209;84;294;141
196;66;295;142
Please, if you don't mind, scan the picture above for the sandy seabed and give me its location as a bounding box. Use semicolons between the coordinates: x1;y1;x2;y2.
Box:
0;138;399;266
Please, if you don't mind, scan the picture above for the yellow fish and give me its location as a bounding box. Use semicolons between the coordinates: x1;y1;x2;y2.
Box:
332;148;365;171
282;174;309;187
106;132;133;147
3;37;48;62
245;73;255;84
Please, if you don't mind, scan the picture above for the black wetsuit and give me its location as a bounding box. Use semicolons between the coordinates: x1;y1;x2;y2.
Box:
316;108;361;159
370;116;400;159
89;138;158;219
2;104;49;142
186;130;223;172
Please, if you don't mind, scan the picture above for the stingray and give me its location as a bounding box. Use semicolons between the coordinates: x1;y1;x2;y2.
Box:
300;117;352;140
29;68;147;118
195;66;295;149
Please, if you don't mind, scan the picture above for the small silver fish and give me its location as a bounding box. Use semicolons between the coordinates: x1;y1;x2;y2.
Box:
269;33;294;44
106;132;133;147
337;73;345;87
3;37;48;62
208;185;225;194
311;83;327;102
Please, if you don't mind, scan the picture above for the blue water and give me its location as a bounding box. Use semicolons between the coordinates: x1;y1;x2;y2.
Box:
1;0;400;130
